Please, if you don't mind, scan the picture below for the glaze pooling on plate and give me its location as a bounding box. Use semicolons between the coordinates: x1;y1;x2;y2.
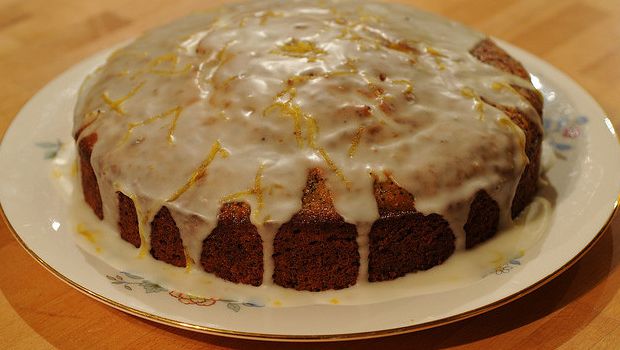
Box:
69;176;553;307
73;0;540;285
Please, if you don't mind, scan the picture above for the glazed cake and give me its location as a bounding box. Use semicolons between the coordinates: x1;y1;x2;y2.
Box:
73;0;543;291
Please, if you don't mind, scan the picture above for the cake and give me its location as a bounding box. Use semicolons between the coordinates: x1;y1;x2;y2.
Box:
73;0;543;291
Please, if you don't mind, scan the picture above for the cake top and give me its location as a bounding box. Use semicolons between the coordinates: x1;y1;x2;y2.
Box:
74;0;539;250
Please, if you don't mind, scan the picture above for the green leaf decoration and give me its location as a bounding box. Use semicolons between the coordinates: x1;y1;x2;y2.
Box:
242;302;263;307
44;150;58;159
122;272;143;279
35;142;59;148
227;303;241;312
36;139;62;160
141;281;167;293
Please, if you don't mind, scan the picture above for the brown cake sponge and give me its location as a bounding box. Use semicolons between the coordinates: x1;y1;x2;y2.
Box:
368;178;455;282
463;190;500;249
486;101;541;217
471;39;530;80
78;133;103;220
471;38;543;218
272;168;360;291
117;191;141;248
150;206;186;267
201;202;264;286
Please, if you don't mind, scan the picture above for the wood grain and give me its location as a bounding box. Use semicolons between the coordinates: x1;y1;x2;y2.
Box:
1;0;619;348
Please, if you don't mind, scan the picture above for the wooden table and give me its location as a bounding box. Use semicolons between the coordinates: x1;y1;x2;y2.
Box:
1;0;619;348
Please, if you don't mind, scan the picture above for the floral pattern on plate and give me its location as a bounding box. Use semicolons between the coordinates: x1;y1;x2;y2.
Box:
544;115;588;153
106;272;263;312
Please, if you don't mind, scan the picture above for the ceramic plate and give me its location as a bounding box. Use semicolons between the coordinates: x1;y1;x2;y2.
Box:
1;39;619;341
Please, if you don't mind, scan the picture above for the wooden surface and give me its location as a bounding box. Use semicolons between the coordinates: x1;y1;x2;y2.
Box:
1;0;619;348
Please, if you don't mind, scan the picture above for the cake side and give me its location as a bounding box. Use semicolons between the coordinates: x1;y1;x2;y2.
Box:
150;206;186;267
201;202;264;286
368;178;455;282
117;191;141;248
470;39;543;218
273;168;359;291
77;133;103;220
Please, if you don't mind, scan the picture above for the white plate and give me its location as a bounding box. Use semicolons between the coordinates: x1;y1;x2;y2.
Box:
1;39;619;341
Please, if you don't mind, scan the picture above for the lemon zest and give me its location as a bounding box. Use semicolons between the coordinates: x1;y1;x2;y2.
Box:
76;224;96;243
265;77;351;189
271;39;326;62
426;46;446;57
102;82;145;115
222;74;244;89
461;87;485;120
259;10;283;25
134;53;193;76
150;63;193;76
318;147;351;189
167;140;229;202
305;116;319;148
348;126;365;158
71;158;78;177
392;79;415;100
263;85;304;148
123;106;183;144
220;190;254;203
207;41;235;88
184;247;193;272
425;46;447;70
499;117;527;162
220;164;265;221
392;79;414;94
491;82;505;91
491;81;535;105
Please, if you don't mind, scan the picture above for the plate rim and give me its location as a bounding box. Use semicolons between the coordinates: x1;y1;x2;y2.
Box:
1;37;619;341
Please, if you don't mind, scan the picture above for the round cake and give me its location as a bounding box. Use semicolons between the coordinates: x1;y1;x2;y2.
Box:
73;0;543;291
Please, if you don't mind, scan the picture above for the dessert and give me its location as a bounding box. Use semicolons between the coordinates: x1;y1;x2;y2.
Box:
73;0;543;291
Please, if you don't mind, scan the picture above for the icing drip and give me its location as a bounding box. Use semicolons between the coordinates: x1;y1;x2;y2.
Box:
355;223;372;284
74;0;541;286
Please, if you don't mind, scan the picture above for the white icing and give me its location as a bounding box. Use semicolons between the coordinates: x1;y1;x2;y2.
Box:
73;0;541;287
355;222;372;284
